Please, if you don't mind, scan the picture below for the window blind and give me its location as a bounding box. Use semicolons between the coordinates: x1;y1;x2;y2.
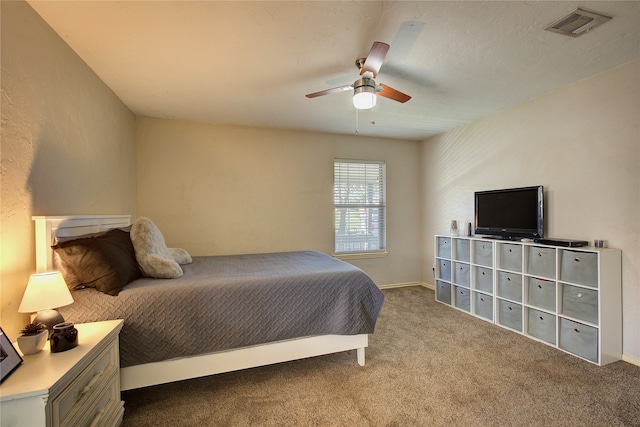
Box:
334;159;386;253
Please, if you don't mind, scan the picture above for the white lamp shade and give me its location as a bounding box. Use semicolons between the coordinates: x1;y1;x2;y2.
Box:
19;271;74;313
353;91;377;109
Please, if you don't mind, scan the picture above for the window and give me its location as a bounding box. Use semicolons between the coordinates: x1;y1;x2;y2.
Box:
334;159;386;254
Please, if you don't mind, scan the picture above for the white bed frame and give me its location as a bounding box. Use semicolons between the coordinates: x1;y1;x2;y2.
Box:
33;215;367;390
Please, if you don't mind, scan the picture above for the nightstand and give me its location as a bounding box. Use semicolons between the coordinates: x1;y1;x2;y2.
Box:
0;320;124;427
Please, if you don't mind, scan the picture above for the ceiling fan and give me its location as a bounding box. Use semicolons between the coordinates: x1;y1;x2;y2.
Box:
305;42;411;109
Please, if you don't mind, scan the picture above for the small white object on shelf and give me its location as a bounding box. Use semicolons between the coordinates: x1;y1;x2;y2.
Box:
450;220;459;236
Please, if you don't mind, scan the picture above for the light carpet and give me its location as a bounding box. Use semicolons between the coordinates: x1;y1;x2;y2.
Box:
121;286;640;426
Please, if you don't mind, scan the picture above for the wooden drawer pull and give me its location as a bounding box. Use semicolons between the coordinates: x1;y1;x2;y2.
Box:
88;408;107;427
77;369;105;401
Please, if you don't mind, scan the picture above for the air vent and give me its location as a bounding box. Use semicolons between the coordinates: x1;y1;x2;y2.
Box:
545;8;612;37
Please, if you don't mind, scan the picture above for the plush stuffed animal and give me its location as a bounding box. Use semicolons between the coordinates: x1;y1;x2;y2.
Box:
130;217;192;278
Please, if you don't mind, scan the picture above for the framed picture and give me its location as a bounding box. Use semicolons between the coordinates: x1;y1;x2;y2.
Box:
0;327;23;383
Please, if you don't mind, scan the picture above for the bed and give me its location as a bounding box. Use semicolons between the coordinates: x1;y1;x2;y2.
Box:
33;215;384;390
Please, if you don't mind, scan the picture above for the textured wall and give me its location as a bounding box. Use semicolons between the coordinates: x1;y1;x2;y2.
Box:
0;1;137;339
421;59;640;360
135;118;422;287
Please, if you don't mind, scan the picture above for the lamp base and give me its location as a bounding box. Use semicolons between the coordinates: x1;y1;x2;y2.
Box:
34;309;65;338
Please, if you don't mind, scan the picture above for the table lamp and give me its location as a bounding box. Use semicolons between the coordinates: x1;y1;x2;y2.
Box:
18;271;74;336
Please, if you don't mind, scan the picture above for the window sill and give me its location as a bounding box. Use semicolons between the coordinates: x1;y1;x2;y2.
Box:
333;251;388;261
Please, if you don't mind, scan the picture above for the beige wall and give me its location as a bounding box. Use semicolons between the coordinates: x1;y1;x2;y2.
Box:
0;1;137;339
136;118;422;286
421;59;640;360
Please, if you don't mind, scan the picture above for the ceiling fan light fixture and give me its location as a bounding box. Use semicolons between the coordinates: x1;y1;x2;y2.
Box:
353;78;377;109
353;91;376;109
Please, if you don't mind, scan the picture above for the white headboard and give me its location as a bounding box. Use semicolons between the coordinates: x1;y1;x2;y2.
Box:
32;215;132;272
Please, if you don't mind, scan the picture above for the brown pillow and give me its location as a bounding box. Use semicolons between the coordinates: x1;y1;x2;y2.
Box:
52;228;142;296
53;226;133;289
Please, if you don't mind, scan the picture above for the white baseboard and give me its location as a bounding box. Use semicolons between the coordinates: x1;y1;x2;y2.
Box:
379;282;434;290
622;353;640;367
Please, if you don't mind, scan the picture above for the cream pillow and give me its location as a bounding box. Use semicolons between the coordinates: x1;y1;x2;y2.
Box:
130;217;192;279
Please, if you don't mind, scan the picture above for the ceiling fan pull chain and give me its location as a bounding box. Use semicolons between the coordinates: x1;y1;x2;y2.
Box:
355;108;360;134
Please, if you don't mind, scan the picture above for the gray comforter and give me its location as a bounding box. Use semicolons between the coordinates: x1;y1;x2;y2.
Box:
58;251;384;367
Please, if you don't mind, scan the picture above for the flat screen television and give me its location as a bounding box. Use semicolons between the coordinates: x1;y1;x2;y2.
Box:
474;185;544;240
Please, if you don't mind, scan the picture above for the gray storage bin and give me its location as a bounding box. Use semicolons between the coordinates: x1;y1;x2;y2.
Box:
454;286;471;312
497;271;522;302
474;292;493;321
526;277;556;311
454;239;470;262
559;250;598;288
438;259;451;281
437;237;452;258
559;318;598;363
561;284;599;324
474;266;493;293
498;299;522;332
473;240;493;267
436;280;452;305
527;246;556;279
527;308;557;345
453;262;470;287
498;243;522;272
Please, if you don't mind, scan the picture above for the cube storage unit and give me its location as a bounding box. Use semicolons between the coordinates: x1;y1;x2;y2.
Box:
434;235;621;365
435;236;495;322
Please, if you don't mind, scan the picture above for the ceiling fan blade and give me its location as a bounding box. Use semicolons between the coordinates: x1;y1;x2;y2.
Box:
305;85;353;98
377;83;411;103
360;42;390;78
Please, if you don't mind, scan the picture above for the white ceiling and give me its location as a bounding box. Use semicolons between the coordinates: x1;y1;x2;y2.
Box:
27;1;640;141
